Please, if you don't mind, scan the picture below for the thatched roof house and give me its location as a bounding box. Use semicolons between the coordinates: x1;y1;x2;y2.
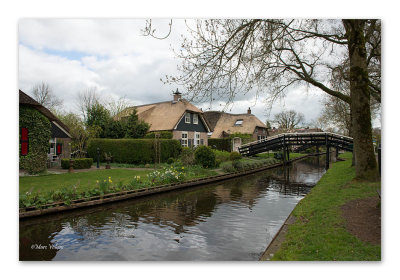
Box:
117;90;211;147
19;89;72;163
204;108;269;141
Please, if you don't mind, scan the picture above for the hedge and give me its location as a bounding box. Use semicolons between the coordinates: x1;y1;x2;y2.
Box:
144;131;173;139
208;138;231;152
61;158;93;169
87;138;182;164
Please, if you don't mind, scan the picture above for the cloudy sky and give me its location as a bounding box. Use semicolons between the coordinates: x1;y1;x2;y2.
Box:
18;18;327;125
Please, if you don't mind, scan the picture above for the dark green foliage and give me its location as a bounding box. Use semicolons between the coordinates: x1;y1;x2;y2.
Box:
86;103;111;137
167;157;175;164
194;145;216;168
124;108;150;138
87;138;181;164
208;138;231;152
86;104;150;139
103;119;126;139
229;151;242;161
179;147;195;165
144;131;173;139
19;106;51;174
61;158;93;169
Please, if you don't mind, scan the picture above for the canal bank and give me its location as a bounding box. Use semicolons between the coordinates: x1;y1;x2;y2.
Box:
260;152;381;261
20;155;326;261
19;153;322;219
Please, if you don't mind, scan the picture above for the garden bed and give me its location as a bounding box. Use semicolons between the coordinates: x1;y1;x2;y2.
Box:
19;153;314;219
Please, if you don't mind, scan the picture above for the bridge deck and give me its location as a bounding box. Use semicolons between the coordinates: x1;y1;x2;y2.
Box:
238;132;353;157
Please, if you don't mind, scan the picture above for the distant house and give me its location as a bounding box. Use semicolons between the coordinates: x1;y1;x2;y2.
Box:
204;108;268;151
19;90;72;164
117;90;211;147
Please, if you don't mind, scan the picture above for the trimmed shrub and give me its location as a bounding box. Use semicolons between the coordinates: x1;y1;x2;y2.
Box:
61;158;93;169
194;146;216;168
19;106;51;174
213;149;230;163
208;138;231;152
229;151;242;161
179;147;195;165
144;131;173;139
87;138;181;164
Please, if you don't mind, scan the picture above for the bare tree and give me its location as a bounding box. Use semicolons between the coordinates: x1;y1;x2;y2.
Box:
76;87;101;122
31;82;63;111
144;19;380;180
274;110;305;130
107;95;131;118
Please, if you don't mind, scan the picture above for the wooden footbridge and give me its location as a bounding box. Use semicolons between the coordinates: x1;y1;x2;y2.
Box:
238;132;353;168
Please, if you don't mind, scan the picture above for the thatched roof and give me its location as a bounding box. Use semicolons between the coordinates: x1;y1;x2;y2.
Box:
204;111;267;138
19;90;71;136
117;99;209;132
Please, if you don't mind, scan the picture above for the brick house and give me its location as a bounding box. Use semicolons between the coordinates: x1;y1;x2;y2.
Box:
117;90;211;147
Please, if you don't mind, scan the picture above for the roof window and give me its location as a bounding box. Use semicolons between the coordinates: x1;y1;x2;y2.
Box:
234;119;243;126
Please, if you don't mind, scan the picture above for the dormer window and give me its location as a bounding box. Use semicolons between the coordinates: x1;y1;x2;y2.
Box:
185;112;191;123
234;119;243;126
193;114;198;124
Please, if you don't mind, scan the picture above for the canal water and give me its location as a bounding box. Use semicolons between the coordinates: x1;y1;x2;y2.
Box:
19;156;327;261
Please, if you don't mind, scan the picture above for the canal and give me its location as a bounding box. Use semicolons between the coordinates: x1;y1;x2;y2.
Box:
19;156;327;261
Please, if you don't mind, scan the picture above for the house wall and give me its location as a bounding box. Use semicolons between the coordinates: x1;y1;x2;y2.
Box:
252;126;268;141
175;112;208;132
172;130;208;147
49;138;71;159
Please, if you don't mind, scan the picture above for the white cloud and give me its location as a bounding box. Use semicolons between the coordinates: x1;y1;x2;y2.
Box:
18;18;326;125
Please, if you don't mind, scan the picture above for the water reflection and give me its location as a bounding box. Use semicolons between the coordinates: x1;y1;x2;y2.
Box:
20;156;326;261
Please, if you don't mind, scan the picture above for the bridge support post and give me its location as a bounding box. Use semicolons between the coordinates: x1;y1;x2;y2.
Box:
336;147;339;158
326;145;330;169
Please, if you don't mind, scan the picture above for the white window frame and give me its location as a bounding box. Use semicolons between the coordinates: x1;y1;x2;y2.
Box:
185;112;191;124
181;132;188;147
257;135;266;142
195;132;201;146
193;114;198;124
234;119;243;126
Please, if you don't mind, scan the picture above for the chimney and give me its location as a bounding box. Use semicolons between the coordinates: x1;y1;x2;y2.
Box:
173;88;182;102
247;107;251;114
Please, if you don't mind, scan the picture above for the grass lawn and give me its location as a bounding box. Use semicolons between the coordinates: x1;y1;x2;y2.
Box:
256;152;306;160
19;169;152;195
271;152;381;261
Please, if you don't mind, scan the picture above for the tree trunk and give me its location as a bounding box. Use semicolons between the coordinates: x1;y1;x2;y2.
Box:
343;20;379;181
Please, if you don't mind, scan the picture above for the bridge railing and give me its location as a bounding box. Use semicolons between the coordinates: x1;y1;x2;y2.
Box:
238;132;353;155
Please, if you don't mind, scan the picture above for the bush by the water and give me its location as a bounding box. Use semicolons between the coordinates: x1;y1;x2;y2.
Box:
194;146;216;168
229;151;242;161
61;158;93;169
87;138;181;164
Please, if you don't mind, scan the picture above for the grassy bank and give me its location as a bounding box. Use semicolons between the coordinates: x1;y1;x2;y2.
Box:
256;152;306;160
19;165;218;209
271;152;381;261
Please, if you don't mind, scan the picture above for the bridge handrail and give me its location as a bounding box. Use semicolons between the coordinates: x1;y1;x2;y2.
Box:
239;132;353;149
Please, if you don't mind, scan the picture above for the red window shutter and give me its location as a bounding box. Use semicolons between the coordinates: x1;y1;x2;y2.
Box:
21;128;29;156
56;143;62;155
